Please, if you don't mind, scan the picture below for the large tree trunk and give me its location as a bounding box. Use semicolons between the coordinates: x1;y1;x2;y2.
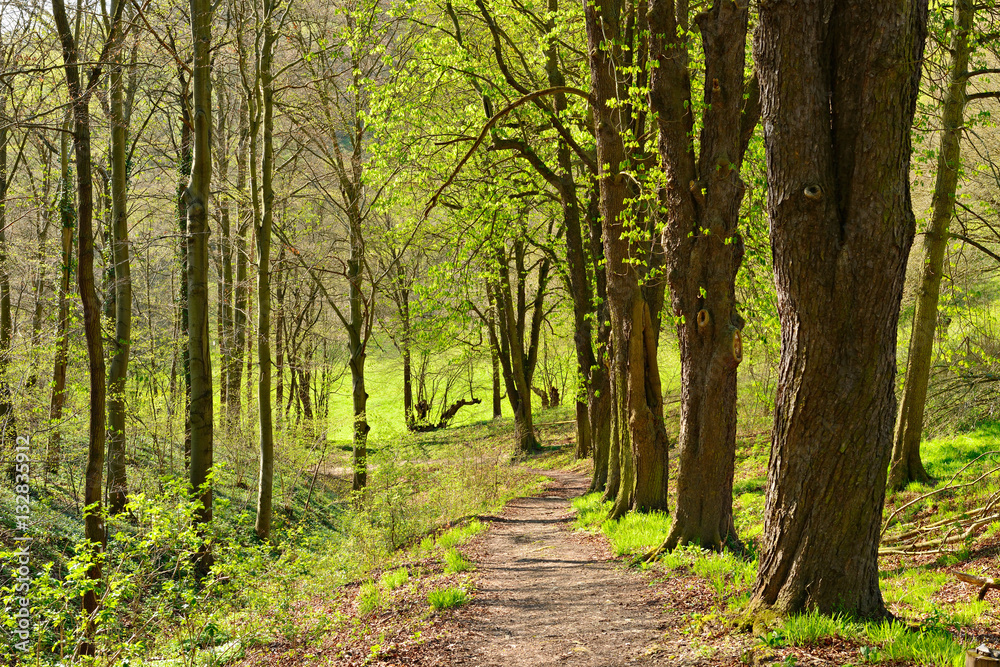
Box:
186;0;214;561
889;0;973;491
584;0;669;516
255;8;276;539
751;0;927;618
649;0;757;552
46;122;74;476
106;13;132;514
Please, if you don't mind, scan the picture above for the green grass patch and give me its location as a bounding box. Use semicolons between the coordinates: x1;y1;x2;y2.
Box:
864;621;967;667
443;548;474;573
601;510;671;556
380;567;409;591
571;492;610;530
437;518;486;549
356;581;382;615
428;587;468;610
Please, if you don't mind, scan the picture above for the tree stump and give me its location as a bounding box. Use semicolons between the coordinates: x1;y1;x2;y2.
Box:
966;650;1000;667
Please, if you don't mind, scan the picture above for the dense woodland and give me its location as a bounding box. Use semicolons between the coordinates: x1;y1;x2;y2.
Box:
2;0;1000;663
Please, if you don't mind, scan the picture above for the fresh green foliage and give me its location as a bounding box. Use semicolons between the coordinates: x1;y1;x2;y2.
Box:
380;567;409;591
428;587;468;610
356;582;382;615
443;548;474;574
436;518;486;549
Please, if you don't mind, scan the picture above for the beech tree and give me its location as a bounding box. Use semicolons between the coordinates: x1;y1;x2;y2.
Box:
752;0;928;617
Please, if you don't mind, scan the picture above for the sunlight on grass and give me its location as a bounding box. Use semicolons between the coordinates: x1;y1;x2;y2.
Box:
428;587;468;610
356;581;382;615
379;567;409;591
443;548;474;573
437;518;486;549
570;492;670;555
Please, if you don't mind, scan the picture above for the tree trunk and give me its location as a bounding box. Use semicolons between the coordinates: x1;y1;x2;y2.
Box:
186;0;214;561
889;0;973;491
588;193;613;493
0;93;18;477
255;1;276;539
649;0;757;552
216;81;234;416
106;9;132;514
751;0;927;618
349;222;369;490
584;0;669;515
50;0;121;649
47;122;74;476
230;94;250;422
177;68;193;466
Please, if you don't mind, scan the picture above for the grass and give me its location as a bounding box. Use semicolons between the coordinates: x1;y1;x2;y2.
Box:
428;587;468;610
380;567;409;590
357;581;382;615
443;548;475;573
571;492;671;555
436;518;486;549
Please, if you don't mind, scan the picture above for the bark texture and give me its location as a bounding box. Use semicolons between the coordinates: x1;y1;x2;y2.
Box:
649;0;757;552
889;0;973;491
752;0;928;618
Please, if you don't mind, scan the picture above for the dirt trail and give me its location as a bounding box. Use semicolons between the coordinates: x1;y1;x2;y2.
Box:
450;469;676;666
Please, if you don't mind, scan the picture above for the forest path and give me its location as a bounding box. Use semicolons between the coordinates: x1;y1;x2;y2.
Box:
449;469;678;666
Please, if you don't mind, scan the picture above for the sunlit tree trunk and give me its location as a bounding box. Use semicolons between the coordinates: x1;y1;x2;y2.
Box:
752;0;927;618
106;0;132;513
890;0;973;491
186;0;215;564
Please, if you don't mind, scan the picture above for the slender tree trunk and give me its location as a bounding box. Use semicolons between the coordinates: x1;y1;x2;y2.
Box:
349;213;369;490
47;122;74;476
889;0;973;491
50;0;121;649
588;193;612;492
751;0;927;618
106;2;132;513
255;7;276;539
216;82;233;414
230;95;250;422
186;0;214;561
0;93;18;477
649;0;757;552
177;70;193;465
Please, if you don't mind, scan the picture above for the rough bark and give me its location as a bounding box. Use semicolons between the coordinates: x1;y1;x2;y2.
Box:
177;66;193;465
752;0;928;618
648;0;757;552
587;193;613;493
889;0;973;491
584;0;669;515
106;0;132;514
186;0;214;558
